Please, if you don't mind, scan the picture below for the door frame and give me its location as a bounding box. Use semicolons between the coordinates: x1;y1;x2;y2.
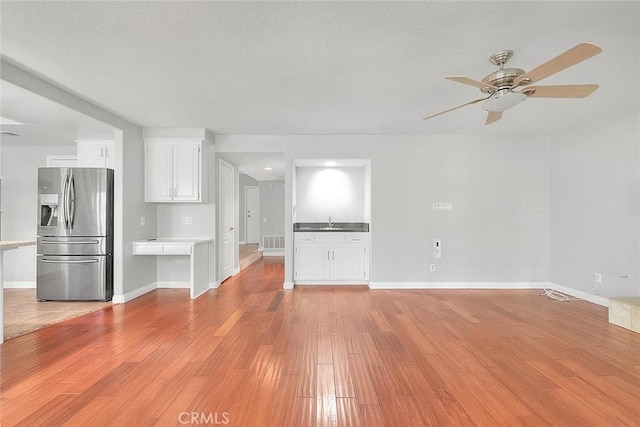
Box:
244;186;260;245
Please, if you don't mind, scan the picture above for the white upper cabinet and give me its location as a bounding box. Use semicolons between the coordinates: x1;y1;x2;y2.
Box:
76;140;114;168
144;139;208;203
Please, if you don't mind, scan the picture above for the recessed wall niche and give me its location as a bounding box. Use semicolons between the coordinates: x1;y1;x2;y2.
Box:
293;159;371;224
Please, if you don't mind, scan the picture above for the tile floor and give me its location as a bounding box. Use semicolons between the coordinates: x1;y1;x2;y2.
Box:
3;289;111;340
239;243;262;270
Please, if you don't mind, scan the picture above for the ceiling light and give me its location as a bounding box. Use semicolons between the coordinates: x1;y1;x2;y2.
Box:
264;167;272;170
325;161;337;167
482;89;526;112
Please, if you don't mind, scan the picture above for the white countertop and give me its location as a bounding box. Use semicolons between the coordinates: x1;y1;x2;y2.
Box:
132;238;213;245
0;240;36;251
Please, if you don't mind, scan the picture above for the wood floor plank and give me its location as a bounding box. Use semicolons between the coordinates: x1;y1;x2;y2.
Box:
2;258;640;426
347;353;378;405
336;397;362;427
367;364;408;427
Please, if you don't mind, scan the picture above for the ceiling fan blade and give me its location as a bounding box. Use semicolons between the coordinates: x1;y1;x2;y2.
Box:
423;96;489;120
514;42;602;86
445;76;498;91
485;111;502;125
523;84;599;98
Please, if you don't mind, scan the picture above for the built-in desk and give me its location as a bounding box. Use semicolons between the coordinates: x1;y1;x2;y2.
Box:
1;240;37;344
132;238;212;299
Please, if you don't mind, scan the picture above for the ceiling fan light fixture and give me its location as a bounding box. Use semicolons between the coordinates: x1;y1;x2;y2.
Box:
482;89;526;112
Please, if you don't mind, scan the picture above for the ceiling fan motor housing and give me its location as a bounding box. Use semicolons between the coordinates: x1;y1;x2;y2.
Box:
481;68;529;93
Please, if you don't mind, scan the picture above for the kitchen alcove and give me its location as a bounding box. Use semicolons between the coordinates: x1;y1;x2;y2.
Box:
292;159;371;285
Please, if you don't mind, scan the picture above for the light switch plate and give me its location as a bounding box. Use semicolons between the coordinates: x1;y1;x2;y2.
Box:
433;239;442;258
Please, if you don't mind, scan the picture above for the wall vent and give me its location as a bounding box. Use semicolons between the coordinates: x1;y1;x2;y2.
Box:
263;235;285;250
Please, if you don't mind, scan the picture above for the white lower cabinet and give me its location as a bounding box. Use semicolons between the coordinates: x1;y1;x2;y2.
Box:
294;233;369;284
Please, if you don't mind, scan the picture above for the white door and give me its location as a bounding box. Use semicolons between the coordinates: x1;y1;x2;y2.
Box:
245;186;260;244
219;159;235;282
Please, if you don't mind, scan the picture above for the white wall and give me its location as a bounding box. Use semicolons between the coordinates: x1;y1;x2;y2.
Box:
1;145;75;286
295;167;365;222
550;111;640;298
285;134;550;286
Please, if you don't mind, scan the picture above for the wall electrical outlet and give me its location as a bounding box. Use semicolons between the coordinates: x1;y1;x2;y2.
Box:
433;239;442;258
140;216;145;226
182;215;193;225
595;273;602;283
430;264;436;272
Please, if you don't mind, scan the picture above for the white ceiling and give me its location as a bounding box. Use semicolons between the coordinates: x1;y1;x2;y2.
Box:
220;152;286;182
0;80;117;146
0;1;638;137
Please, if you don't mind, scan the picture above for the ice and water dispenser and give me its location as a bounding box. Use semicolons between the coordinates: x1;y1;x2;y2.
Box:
39;193;59;227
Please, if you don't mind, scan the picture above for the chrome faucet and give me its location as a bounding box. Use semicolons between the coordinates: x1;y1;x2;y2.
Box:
328;216;334;228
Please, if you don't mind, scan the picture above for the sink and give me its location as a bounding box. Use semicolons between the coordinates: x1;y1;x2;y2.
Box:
294;222;369;232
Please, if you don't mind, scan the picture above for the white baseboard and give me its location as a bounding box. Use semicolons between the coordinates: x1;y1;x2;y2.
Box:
283;281;294;290
3;281;36;288
263;251;285;257
157;281;190;289
546;282;609;307
232;267;241;276
112;282;157;304
209;281;221;289
368;281;546;290
296;281;369;286
239;240;246;244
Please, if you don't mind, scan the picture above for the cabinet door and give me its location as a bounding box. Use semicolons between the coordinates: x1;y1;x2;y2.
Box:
77;142;113;168
173;142;201;202
331;245;367;280
295;245;330;280
145;142;173;202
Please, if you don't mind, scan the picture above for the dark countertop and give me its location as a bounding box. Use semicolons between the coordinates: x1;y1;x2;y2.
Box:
293;222;369;232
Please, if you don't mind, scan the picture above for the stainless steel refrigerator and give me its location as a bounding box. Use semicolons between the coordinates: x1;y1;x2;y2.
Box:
36;167;114;301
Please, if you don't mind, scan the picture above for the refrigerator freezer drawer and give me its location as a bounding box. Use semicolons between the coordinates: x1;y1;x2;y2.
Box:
37;255;113;301
37;236;111;255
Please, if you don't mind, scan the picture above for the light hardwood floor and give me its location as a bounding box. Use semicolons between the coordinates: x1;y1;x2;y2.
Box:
1;258;639;426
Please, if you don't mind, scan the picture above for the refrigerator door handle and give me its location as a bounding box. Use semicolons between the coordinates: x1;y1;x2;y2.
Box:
61;168;70;231
41;258;99;264
41;240;100;245
69;172;76;230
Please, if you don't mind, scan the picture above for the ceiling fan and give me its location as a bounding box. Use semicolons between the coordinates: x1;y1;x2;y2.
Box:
423;42;602;125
